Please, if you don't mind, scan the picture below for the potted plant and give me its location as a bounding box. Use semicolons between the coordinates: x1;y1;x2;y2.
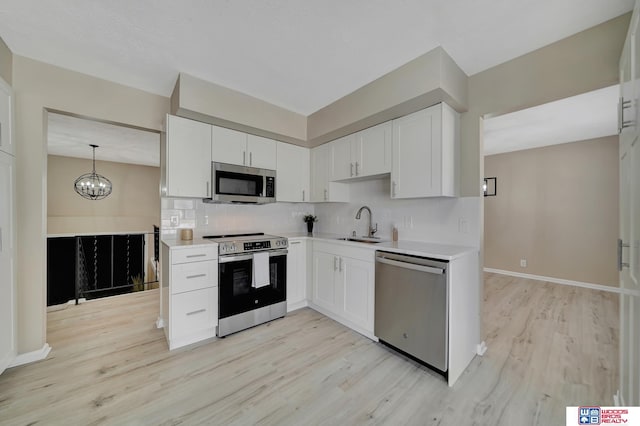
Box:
303;214;317;234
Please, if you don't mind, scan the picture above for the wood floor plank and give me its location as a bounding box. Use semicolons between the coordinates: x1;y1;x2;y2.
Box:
0;275;619;425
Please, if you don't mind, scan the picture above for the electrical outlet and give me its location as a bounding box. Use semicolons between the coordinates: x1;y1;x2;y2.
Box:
408;216;414;229
170;215;179;226
458;218;469;234
520;259;527;268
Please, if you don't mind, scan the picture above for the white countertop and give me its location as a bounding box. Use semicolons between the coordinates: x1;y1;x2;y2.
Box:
281;232;476;261
161;237;217;248
161;232;475;260
48;230;152;238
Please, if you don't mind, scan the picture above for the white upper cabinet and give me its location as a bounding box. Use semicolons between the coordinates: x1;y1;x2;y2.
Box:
311;144;349;202
163;114;212;198
276;142;310;202
247;135;277;170
330;134;355;181
0;79;13;156
329;121;391;181
391;103;459;199
356;121;392;177
311;144;330;202
211;125;247;166
212;125;277;170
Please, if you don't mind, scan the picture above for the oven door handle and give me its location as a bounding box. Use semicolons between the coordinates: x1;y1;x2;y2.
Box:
219;249;288;263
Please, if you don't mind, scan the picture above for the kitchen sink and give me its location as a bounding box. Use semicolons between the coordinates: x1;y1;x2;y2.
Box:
336;236;386;244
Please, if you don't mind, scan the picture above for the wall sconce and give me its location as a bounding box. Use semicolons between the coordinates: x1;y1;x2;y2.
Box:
483;177;497;197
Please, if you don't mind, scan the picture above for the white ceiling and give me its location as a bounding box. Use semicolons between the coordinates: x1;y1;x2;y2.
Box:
47;113;160;167
0;1;633;115
483;85;619;156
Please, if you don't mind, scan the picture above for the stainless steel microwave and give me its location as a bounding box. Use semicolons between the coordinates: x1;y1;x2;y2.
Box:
204;162;276;204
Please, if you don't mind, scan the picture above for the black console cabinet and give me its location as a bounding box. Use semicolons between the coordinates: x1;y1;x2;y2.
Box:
47;234;145;306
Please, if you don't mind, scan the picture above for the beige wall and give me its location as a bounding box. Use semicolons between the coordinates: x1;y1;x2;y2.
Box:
0;37;12;85
13;55;169;353
461;13;629;197
173;73;308;145
47;155;160;235
484;136;619;286
307;47;468;145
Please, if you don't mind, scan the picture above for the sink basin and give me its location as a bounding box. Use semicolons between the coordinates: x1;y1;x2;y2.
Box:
336;237;386;244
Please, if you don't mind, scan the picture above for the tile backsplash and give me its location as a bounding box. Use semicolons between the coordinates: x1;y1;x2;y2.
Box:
162;178;480;248
161;198;314;237
313;179;481;247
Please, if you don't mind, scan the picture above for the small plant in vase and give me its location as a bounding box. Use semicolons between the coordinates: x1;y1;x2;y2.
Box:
303;214;317;234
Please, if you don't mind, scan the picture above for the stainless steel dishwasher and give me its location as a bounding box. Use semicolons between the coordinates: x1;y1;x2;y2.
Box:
374;251;448;375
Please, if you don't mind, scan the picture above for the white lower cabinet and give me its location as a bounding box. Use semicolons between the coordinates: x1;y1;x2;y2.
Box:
161;243;218;350
311;241;374;337
286;238;309;311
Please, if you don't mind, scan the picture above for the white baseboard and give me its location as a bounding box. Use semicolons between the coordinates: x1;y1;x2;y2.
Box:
156;317;164;329
8;343;51;368
476;341;487;356
483;268;633;294
287;300;308;313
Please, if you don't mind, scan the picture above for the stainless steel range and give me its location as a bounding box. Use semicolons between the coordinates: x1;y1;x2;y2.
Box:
203;233;288;337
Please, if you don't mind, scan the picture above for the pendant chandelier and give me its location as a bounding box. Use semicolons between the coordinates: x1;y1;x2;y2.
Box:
74;144;112;200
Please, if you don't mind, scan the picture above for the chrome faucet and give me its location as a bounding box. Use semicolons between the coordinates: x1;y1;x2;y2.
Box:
355;206;378;238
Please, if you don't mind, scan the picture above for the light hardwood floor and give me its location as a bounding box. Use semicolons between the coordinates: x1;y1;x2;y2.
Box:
0;273;618;425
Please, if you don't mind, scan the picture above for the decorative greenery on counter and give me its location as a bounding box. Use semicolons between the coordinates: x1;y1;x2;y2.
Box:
303;214;318;223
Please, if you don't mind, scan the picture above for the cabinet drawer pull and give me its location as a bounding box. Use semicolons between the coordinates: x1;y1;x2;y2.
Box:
186;254;207;258
186;273;206;279
355;162;359;176
290;241;301;245
186;308;206;316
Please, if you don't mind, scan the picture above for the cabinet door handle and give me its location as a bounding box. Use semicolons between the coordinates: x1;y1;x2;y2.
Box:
339;257;343;272
243;151;246;165
350;163;354;177
324;189;328;201
619;97;633;133
334;256;338;271
249;152;253;166
302;189;305;202
618;238;630;271
392;181;397;197
186;273;206;279
186;308;206;316
186;254;207;258
355;162;359;176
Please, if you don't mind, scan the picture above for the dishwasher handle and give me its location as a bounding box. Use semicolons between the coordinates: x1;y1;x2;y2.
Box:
376;256;444;275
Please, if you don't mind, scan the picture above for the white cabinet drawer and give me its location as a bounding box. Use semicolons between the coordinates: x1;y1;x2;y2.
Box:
171;260;217;294
171;245;217;264
171;287;217;339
